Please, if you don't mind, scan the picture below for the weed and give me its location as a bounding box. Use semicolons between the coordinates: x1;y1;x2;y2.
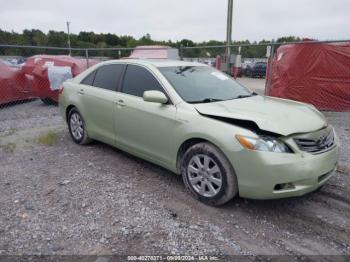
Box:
37;131;58;146
0;143;16;153
0;128;17;137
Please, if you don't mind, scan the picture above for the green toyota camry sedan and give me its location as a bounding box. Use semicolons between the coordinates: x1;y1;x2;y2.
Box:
59;59;339;205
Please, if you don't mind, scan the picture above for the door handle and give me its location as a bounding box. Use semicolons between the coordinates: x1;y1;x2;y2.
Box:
78;89;84;95
116;99;126;107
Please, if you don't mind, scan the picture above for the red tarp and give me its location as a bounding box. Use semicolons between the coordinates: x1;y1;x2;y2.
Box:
22;55;99;102
269;43;350;111
0;61;32;105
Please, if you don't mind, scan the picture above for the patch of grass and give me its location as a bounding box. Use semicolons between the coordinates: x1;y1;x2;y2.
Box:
0;143;16;153
0;128;17;137
7;128;17;136
37;131;58;146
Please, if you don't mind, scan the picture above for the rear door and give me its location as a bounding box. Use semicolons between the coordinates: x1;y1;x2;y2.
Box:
114;64;177;165
80;64;125;145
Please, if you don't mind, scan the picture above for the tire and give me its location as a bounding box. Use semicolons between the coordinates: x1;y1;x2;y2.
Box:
181;142;238;206
67;107;92;145
41;98;58;106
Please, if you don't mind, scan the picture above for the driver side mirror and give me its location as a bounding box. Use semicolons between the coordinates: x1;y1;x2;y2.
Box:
143;90;168;104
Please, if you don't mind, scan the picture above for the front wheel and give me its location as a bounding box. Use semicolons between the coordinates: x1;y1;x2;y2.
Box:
68;107;92;145
181;142;238;206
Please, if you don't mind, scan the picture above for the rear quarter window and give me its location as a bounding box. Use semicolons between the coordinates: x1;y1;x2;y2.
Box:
81;71;96;86
92;64;125;91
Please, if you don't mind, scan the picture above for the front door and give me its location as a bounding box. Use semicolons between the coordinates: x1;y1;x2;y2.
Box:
114;64;178;166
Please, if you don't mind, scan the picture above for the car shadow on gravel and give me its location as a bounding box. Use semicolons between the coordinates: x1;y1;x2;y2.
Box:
217;176;345;212
83;138;185;185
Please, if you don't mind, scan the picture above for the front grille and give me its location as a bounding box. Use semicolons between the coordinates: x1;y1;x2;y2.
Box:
294;129;335;154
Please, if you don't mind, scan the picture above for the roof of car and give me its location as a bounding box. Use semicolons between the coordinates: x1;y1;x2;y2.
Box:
106;59;207;68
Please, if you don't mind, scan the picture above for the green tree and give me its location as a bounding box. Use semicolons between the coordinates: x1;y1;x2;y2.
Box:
138;33;153;45
105;33;120;46
0;28;307;58
276;36;301;43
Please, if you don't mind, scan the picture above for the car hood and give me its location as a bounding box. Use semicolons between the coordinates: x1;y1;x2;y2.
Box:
194;96;327;136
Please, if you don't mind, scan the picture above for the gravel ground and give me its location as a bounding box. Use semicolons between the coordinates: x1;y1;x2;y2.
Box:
0;99;349;258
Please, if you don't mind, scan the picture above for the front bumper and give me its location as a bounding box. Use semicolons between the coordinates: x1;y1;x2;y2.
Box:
228;144;339;200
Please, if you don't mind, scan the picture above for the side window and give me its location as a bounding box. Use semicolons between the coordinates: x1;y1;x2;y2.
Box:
92;64;124;91
81;71;96;86
122;65;163;97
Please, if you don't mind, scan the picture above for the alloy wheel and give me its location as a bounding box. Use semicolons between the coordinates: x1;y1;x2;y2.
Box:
187;154;223;197
70;112;84;140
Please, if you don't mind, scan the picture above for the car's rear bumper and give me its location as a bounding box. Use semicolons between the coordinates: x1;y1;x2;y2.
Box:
226;144;339;199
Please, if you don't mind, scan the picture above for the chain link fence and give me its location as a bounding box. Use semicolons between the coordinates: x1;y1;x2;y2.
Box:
0;40;349;110
0;41;349;162
181;40;350;111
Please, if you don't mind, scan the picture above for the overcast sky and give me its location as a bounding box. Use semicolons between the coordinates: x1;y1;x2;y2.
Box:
1;0;349;42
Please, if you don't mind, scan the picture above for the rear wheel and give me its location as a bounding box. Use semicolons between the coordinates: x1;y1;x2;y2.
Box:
68;107;91;145
181;142;238;206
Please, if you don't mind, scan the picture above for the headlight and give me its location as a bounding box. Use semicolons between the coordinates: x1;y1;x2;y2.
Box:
236;135;292;153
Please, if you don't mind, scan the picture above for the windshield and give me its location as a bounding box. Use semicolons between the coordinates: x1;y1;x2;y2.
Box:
159;66;253;103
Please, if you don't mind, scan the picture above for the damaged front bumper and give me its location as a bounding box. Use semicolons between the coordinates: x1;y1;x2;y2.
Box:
225;128;340;200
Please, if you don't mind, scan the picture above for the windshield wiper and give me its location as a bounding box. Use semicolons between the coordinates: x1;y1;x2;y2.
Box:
233;92;258;99
188;92;258;104
187;98;224;104
175;66;194;75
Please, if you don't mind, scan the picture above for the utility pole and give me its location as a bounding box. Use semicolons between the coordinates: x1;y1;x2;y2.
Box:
66;21;71;56
225;0;233;72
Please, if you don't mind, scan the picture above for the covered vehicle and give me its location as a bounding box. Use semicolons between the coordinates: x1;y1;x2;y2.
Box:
269;42;350;111
128;46;179;60
0;60;32;105
22;55;99;104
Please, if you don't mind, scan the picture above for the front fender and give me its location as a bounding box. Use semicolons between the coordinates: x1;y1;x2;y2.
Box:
170;111;255;173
